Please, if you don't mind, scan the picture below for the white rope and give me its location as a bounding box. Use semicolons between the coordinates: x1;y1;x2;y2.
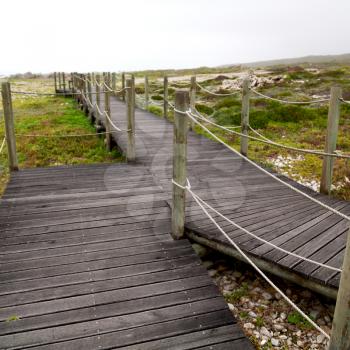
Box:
0;137;6;154
15;131;115;138
185;110;350;221
196;82;240;97
94;102;104;117
192;110;350;159
102;82;129;94
175;178;341;272
172;178;330;339
340;98;350;105
250;88;330;104
104;111;122;132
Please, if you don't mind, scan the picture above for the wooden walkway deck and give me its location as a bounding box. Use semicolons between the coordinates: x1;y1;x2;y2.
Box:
94;94;350;297
0;164;252;349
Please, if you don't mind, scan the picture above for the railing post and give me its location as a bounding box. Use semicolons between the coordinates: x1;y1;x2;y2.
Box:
1;82;18;171
320;86;342;195
104;74;112;151
189;76;197;130
58;72;62;91
95;74;101;121
121;72;125;101
112;72;116;92
240;77;250;156
163;76;168;119
172;90;189;239
144;76;149;110
328;229;350;350
82;74;88;114
126;78;135;161
54;72;57;93
87;73;93;122
62;72;66;96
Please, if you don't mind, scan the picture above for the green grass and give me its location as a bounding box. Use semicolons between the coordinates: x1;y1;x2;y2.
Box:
225;283;249;303
0;80;123;196
287;311;314;329
147;105;163;117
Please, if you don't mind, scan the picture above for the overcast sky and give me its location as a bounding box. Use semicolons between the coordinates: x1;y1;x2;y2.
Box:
1;0;349;74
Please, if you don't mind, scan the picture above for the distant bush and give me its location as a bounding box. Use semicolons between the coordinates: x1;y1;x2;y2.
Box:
214;97;241;109
147;105;163;117
287;71;314;80
195;103;214;116
151;94;163;101
317;69;345;78
213;107;268;129
135;87;145;94
266;101;324;123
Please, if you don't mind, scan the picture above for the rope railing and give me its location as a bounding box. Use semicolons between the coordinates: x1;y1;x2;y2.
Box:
250;88;330;104
191;108;350;159
15;131;116;138
10;90;111;96
102;81;129;94
196;81;241;97
340;98;350;105
183;109;350;221
172;177;331;340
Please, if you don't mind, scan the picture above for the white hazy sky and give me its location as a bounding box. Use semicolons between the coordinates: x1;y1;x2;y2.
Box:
1;0;349;74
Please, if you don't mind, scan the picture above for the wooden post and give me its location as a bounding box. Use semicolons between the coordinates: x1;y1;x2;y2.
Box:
163;76;168;119
240;77;250;156
54;72;57;93
144;76;149;110
328;229;350;350
87;73;93;122
58;72;62;91
189;76;196;130
71;73;75;96
62;72;66;95
1;82;18;171
112;72;116;92
121;72;125;101
83;74;88;114
172;90;189;239
320;86;342;195
104;74;112;151
126;78;135;161
95;74;101;120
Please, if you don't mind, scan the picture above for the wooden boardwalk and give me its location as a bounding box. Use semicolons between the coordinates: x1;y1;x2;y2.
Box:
95;94;350;297
0;164;252;349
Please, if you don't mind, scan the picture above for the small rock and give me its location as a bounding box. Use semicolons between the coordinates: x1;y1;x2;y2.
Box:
274;292;282;300
280;312;287;320
262;292;273;300
249;311;257;318
227;303;235;312
260;326;271;338
324;315;331;323
271;338;279;347
243;322;255;329
316;334;325;344
297;340;304;347
310;309;320;320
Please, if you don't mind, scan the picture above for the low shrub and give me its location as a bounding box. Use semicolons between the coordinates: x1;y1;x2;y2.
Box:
195;103;214;116
147;105;163;117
